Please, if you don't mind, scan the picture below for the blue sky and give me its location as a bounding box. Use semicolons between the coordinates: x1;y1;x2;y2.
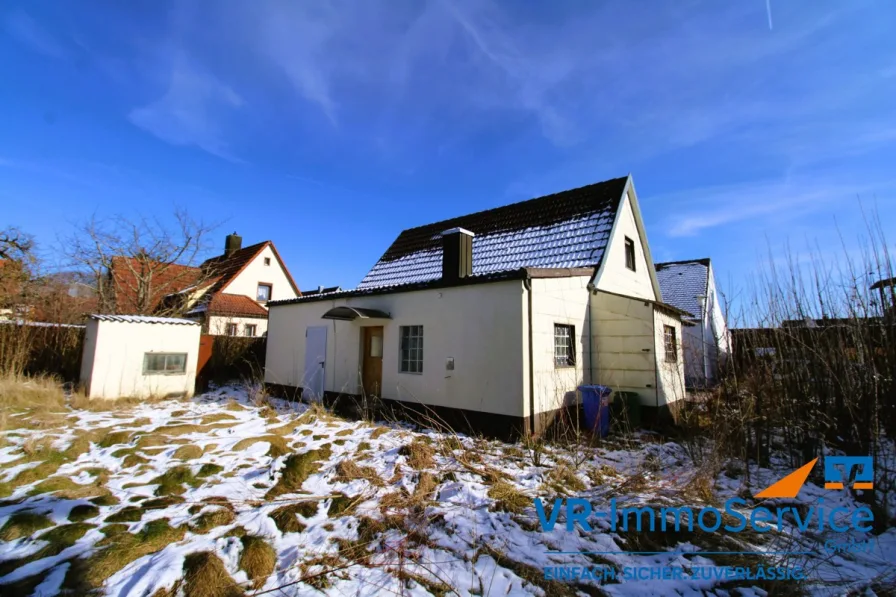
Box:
2;1;895;310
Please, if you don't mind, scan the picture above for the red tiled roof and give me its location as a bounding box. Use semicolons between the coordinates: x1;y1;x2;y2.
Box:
207;293;269;318
110;240;300;314
110;257;202;314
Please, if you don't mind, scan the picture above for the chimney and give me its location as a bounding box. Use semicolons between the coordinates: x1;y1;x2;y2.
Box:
441;228;474;283
224;232;242;257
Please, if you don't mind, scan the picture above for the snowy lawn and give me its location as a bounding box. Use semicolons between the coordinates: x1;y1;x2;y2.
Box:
0;385;894;596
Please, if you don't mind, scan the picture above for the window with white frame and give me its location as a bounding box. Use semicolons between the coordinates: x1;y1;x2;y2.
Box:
664;325;678;362
226;323;238;336
399;325;423;373
257;283;272;302
554;324;576;367
244;324;257;337
143;353;187;375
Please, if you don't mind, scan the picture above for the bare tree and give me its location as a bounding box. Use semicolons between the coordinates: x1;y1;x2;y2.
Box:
61;210;219;316
0;227;37;312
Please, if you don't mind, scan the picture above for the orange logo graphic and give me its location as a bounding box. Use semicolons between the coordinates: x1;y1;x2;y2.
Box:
755;456;874;499
755;458;817;499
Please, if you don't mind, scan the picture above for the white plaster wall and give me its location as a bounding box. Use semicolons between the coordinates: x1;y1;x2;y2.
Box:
221;244;298;303
81;320;200;399
705;265;731;379
590;291;658;406
529;276;592;415
653;309;687;405
265;280;527;417
208;315;268;337
595;193;657;301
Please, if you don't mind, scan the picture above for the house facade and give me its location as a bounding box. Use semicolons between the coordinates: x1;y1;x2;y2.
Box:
264;175;687;436
110;234;300;336
655;258;730;388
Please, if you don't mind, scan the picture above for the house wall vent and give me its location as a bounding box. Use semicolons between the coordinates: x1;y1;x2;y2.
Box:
441;227;474;283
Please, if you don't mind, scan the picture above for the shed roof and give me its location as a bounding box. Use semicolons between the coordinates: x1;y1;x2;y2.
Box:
89;314;200;325
205;293;269;318
357;176;629;289
654;259;710;320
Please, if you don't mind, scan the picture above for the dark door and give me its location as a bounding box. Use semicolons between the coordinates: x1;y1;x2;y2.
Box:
361;326;384;397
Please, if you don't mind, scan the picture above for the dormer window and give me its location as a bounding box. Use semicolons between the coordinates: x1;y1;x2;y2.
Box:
624;237;636;271
257;283;272;302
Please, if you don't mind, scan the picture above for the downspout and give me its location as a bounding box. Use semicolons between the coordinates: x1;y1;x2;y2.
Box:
652;304;659;410
585;281;596;386
524;277;535;437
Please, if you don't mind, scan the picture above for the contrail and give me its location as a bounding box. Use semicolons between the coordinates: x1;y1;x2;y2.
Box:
766;0;774;30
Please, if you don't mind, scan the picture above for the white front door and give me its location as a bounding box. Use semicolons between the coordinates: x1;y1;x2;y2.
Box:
303;326;327;400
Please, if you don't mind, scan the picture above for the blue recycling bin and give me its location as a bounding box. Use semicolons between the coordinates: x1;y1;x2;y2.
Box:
579;385;612;437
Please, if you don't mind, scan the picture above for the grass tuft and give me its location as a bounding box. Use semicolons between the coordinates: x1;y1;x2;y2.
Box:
233;435;289;458
0;511;54;540
190;508;236;533
151;465;202;496
399;439;435;470
334;459;383;486
238;535;277;590
488;481;531;513
265;445;332;499
68;504;100;522
182;552;244;597
105;506;143;523
269;503;311;533
173;445;203;460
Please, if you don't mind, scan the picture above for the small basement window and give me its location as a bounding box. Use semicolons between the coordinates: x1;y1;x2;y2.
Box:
226;323;238;336
399;325;423;373
257;283;272;302
624;237;636;271
664;325;678;362
144;353;187;375
244;324;257;337
554;324;576;367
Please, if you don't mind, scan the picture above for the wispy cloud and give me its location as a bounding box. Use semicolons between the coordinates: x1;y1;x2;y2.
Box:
660;175;895;237
5;9;67;59
128;58;245;162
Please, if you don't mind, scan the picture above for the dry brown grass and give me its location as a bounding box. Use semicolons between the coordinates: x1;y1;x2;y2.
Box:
265;445;333;499
543;463;586;494
369;426;389;440
488;481;531;513
398;439;435;470
64;518;186;591
269;503;312;533
412;472;438;504
173;445;203;460
238;535;276;590
232;435;289;458
182;551;245;597
0;373;66;411
334;459;383;486
190;507;236;533
0;511;53;540
199;413;238;425
267;420;302;436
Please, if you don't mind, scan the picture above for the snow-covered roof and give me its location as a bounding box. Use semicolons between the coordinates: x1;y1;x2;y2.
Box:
655;259;710;320
89;314;200;325
357;176;629;289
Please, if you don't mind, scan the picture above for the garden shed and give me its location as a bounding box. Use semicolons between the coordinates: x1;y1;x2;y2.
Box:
79;314;201;400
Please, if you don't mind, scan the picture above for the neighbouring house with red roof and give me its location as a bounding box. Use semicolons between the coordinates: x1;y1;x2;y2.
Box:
109;233;300;336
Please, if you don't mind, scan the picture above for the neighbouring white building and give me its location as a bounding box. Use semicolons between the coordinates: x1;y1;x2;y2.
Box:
79;315;201;400
264;175;689;436
655;258;730;388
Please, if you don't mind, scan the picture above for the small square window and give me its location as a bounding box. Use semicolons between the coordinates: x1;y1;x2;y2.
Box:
624;237;636;271
245;324;257;337
664;325;678;363
554;324;576;367
264;257;271;266
143;353;187;375
257;283;272;302
226;323;238;336
399;325;423;373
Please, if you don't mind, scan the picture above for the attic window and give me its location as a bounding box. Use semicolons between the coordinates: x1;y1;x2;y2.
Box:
264;257;271;266
624;237;636;271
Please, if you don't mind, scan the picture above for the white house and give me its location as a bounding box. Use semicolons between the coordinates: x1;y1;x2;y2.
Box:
655;258;730;388
264;175;688;436
79;315;201;400
180;234;301;336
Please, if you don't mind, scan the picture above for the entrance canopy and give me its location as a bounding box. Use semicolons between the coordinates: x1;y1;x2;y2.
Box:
321;306;391;321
